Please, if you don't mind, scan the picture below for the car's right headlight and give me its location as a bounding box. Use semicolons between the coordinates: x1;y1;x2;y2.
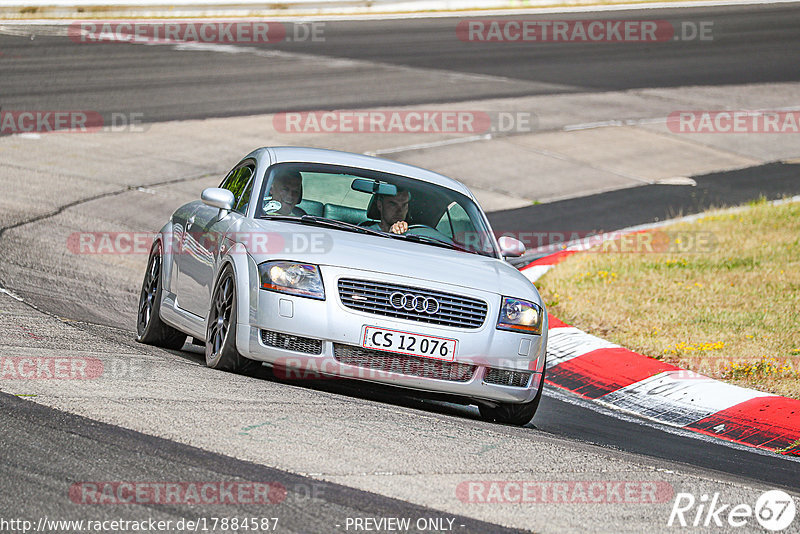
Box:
496;296;543;335
258;261;325;300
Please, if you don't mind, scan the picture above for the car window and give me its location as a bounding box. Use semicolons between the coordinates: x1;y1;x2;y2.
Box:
436;201;469;237
220;164;254;206
436;201;496;255
256;162;499;258
234;172;255;214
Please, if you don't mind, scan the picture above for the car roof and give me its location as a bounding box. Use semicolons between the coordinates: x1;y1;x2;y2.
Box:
249;146;474;198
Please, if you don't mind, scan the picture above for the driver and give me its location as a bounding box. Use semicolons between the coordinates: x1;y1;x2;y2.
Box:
367;189;410;234
267;170;306;216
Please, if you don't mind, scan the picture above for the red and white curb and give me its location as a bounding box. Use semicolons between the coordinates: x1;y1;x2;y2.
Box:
519;222;800;457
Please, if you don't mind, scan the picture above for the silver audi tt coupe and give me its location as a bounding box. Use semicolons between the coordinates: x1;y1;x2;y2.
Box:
137;147;547;425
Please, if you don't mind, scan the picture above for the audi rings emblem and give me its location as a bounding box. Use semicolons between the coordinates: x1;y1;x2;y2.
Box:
389;292;440;314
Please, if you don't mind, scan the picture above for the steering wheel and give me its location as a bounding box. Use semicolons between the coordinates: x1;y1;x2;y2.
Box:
406;224;435;231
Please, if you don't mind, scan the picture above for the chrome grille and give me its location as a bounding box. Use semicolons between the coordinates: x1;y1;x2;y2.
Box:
261;330;322;355
338;279;487;329
333;344;476;382
483;368;532;388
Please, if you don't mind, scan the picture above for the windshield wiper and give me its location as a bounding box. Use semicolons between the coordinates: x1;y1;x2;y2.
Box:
262;214;477;253
393;233;469;253
260;214;385;236
296;215;388;237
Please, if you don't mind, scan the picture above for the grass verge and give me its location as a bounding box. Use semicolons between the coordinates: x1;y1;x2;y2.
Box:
536;197;800;399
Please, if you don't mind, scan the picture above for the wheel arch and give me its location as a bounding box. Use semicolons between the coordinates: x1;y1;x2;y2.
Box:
154;221;175;294
211;242;259;355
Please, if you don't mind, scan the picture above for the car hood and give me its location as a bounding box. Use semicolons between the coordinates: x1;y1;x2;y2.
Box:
244;219;541;303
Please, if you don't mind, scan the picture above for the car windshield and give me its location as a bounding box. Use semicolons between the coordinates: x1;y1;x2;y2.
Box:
256;162;499;258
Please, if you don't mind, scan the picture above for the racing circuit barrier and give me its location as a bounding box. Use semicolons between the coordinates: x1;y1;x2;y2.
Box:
520;228;800;457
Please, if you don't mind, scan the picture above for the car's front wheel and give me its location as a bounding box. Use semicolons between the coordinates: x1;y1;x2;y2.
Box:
136;241;187;350
205;265;258;373
478;372;545;426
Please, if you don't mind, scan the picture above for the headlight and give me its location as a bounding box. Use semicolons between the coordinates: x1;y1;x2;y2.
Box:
258;261;325;300
497;297;543;334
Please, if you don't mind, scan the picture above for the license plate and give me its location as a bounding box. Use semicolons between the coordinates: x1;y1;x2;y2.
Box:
362;326;457;362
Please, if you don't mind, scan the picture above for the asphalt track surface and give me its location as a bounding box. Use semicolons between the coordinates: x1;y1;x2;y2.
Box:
0;391;527;534
501;161;800;264
2;3;800;532
0;4;799;122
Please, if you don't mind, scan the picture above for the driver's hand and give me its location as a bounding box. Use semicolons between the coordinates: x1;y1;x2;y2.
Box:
390;221;408;234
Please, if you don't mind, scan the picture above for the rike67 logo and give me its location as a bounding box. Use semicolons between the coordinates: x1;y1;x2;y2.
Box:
668;490;796;531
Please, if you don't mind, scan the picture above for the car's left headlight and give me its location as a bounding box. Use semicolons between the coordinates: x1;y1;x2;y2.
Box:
497;296;543;334
258;261;325;300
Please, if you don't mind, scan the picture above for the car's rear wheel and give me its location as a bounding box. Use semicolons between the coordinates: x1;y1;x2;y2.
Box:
205;265;258;373
136;241;187;349
478;372;545;426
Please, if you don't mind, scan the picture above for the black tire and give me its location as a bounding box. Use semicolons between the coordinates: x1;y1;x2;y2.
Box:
478;371;545;426
205;265;258;373
136;241;187;350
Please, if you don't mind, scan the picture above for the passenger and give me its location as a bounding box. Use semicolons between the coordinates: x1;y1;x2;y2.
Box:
366;189;410;234
268;170;307;216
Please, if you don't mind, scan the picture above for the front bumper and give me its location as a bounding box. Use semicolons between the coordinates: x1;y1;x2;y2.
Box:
238;266;547;404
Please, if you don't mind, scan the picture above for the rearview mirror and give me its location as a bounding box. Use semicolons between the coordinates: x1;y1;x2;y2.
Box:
351;178;398;196
498;236;526;258
201;188;235;212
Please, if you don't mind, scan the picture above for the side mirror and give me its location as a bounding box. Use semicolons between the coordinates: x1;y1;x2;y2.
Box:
201;188;235;214
498;236;526;258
